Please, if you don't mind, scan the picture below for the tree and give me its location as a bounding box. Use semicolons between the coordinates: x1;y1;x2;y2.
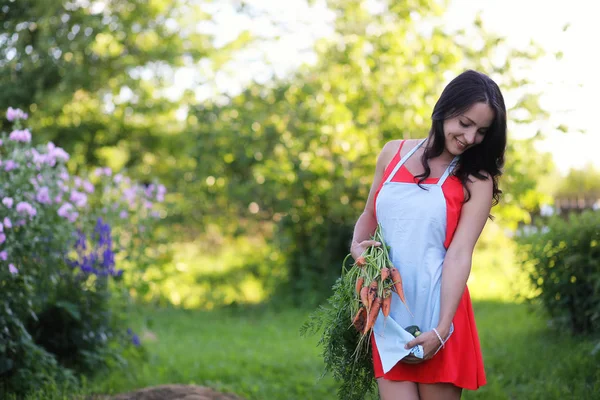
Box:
187;0;556;304
0;0;250;174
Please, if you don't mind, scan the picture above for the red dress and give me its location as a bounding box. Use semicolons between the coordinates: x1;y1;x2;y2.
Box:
371;140;486;390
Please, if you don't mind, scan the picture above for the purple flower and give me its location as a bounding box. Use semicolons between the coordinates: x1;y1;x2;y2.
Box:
83;180;94;193
157;184;166;202
16;202;37;218
0;139;3;146
0;233;5;244
60;171;70;181
47;142;69;162
3;218;12;228
8;129;32;143
36;187;52;205
119;210;128;219
0;223;2;232
103;167;112;176
8;264;18;275
2;198;13;208
114;173;123;184
70;190;87;208
6;107;28;121
132;334;141;346
0;251;7;261
58;202;78;222
4;160;18;172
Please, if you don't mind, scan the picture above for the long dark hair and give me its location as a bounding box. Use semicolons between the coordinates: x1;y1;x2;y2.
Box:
415;70;507;208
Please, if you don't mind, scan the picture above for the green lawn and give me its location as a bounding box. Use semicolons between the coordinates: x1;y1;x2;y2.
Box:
76;300;600;400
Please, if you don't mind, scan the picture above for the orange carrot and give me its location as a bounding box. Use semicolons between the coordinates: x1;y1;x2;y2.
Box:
380;267;390;282
355;277;364;295
363;297;382;334
389;267;411;315
367;280;378;310
360;286;369;308
352;306;367;332
355;256;366;267
381;292;392;317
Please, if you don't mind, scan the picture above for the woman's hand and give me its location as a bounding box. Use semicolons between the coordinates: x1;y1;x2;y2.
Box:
350;239;381;263
404;330;445;360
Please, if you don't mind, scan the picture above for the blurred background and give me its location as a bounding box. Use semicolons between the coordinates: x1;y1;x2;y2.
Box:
1;0;599;399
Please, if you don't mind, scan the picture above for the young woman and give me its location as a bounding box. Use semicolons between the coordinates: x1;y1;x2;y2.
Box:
350;70;507;400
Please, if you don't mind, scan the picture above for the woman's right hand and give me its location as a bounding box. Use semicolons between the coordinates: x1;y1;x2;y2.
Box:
350;239;381;263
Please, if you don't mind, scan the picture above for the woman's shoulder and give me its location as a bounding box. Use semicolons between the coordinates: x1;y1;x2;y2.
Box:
381;138;424;156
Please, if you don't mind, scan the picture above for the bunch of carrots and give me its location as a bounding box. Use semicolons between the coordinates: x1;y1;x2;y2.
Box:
348;224;411;338
300;223;411;399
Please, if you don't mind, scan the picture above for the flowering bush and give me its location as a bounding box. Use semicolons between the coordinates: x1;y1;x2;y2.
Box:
0;108;165;395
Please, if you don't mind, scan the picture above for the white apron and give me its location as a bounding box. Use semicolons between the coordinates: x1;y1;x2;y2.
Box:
373;138;459;373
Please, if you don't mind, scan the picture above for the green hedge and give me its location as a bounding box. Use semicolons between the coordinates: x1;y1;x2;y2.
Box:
517;210;600;334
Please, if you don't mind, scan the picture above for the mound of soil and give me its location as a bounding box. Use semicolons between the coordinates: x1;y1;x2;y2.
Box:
102;384;245;400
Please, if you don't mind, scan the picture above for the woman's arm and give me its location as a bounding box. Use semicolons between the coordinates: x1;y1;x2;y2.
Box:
435;173;494;340
350;140;399;260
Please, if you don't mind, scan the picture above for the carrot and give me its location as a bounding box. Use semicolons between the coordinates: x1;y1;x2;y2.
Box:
363;297;382;335
355;276;364;295
352;306;367;332
381;292;392;317
367;280;378;310
355;256;366;267
360;286;369;308
389;267;412;315
380;267;390;282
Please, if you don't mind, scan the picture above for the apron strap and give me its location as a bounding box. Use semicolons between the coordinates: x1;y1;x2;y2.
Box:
438;156;460;186
384;138;427;184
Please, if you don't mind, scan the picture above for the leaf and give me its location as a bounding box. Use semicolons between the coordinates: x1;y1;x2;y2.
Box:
55;300;81;321
0;357;14;375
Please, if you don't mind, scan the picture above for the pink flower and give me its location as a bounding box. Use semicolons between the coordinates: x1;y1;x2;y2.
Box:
83;180;94;193
3;218;11;228
6;107;28;121
8;129;32;143
2;198;14;208
16;201;37;218
8;264;18;275
0;233;5;244
57;203;78;222
69;190;87;208
46;142;69;162
36;187;52;205
156;184;166;202
0;251;7;261
4;160;18;172
103;167;112;176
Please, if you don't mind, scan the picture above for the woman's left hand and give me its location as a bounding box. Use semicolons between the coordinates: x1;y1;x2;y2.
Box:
405;330;445;360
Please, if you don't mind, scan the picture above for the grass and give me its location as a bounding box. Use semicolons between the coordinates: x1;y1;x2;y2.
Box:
8;225;600;399
61;299;596;400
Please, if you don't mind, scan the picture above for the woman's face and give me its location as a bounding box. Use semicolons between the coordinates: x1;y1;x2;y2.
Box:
443;102;495;156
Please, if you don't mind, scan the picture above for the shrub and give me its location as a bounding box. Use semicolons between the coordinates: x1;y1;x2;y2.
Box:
0;108;162;395
517;210;600;334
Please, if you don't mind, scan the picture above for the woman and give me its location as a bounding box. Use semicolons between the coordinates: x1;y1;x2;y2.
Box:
350;70;507;399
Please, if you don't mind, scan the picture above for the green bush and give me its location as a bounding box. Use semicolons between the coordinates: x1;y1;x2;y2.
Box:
517;210;600;334
0;108;161;396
